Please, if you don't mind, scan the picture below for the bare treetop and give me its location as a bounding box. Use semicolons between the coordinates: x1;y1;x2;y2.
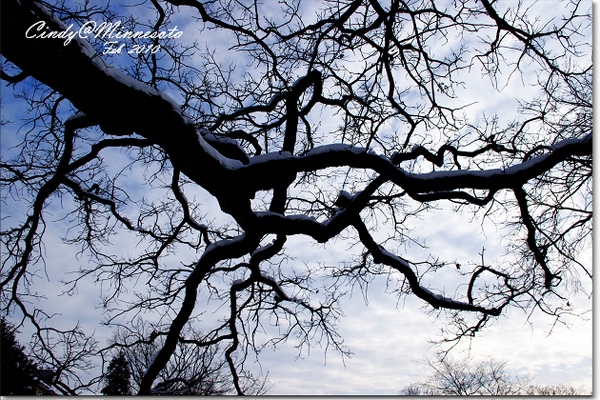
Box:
1;0;591;394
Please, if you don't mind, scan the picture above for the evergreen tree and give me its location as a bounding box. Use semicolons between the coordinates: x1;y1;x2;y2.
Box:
0;318;38;395
101;352;131;395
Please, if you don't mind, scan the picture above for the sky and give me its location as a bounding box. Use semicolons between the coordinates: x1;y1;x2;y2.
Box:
257;235;592;394
6;196;591;394
0;0;594;395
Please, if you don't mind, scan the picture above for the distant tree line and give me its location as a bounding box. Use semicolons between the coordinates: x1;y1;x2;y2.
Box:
101;323;269;395
0;318;268;395
401;356;584;395
3;315;583;396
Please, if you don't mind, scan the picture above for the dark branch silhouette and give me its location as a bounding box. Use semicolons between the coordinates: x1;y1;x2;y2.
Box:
1;0;591;394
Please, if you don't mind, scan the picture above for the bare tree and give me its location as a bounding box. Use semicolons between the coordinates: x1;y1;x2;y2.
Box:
401;356;583;395
525;383;583;395
401;356;532;395
1;0;591;394
105;321;269;395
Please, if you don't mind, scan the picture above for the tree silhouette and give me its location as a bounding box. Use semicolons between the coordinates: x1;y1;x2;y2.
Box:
0;319;37;395
401;356;531;395
101;352;131;396
401;356;583;395
525;384;583;396
0;0;592;394
107;322;268;395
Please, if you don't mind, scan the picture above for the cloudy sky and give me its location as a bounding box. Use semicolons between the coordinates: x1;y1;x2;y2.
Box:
1;0;593;395
259;235;592;394
7;197;591;394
